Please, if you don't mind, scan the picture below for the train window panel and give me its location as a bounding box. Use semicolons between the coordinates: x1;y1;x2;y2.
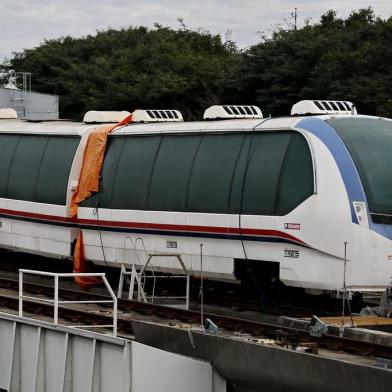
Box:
187;134;245;213
228;136;250;213
0;134;20;197
148;135;201;211
329;118;392;215
242;132;291;215
36;136;80;205
8;135;49;201
276;133;314;215
111;135;162;209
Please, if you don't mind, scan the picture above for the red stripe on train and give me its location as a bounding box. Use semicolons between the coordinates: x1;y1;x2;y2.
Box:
0;207;306;245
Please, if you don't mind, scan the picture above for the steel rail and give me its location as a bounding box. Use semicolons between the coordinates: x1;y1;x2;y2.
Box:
0;276;391;359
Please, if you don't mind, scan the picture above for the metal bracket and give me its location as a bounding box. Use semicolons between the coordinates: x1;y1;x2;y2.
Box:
309;316;328;338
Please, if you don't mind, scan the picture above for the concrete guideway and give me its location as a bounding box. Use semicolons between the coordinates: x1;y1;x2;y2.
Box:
132;320;392;392
0;312;226;392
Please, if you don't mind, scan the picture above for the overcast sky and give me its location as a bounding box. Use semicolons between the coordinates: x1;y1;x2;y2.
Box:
1;0;392;62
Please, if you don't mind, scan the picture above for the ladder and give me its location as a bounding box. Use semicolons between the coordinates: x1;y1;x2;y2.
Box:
117;238;191;309
117;237;148;300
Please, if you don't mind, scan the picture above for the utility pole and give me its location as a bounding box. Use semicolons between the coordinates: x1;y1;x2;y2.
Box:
291;8;298;30
294;8;298;30
200;243;204;330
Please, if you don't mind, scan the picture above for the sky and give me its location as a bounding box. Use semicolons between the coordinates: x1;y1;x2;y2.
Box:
1;0;392;62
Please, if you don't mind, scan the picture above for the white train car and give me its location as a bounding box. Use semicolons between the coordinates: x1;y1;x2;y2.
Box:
0;102;391;296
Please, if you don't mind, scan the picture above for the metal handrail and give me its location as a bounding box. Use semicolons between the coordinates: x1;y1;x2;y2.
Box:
18;269;117;337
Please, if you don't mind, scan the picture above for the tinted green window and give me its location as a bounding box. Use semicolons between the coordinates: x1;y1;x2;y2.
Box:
230;132;313;216
0;134;20;197
242;133;291;215
276;133;314;215
8;135;49;201
0;134;79;204
329;117;392;215
228;136;250;213
148;135;201;211
111;136;162;209
90;131;313;215
36;136;80;205
187;134;245;213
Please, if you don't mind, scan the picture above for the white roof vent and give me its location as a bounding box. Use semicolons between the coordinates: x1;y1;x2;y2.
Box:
291;100;357;116
132;109;183;123
0;108;18;119
203;105;263;120
83;111;131;124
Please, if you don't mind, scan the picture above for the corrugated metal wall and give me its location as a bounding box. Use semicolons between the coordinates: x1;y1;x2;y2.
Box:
0;313;226;392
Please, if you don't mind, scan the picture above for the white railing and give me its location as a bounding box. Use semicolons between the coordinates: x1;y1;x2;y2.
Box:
18;269;117;337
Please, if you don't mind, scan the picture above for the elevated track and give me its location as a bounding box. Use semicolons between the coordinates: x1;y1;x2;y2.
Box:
0;276;392;360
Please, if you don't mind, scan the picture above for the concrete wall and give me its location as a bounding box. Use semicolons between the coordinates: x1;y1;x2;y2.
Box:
132;320;392;392
0;88;58;120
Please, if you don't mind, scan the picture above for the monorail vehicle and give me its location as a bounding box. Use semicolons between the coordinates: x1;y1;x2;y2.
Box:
0;101;391;296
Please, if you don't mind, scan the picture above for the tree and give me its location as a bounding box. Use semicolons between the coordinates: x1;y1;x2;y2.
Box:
8;25;239;120
228;8;392;117
7;8;392;119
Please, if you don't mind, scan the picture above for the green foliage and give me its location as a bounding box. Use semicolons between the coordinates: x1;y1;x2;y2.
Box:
229;8;392;117
6;8;392;119
9;25;238;120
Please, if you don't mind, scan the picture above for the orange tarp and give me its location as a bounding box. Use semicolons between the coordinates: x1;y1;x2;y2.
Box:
72;114;132;288
70;114;132;217
73;231;102;289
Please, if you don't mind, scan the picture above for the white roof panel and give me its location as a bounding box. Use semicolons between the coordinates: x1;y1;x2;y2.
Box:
112;118;267;135
83;111;131;124
0;114;378;138
0;119;88;135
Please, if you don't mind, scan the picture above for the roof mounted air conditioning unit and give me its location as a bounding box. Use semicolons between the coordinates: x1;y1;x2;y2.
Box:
0;108;17;119
203;105;263;120
83;111;131;124
291;100;357;116
132;109;183;123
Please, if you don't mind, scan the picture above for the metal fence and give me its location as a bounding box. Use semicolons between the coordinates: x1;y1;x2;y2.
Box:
18;269;117;336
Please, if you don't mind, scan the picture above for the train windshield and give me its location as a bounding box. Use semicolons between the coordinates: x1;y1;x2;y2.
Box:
329;117;392;219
